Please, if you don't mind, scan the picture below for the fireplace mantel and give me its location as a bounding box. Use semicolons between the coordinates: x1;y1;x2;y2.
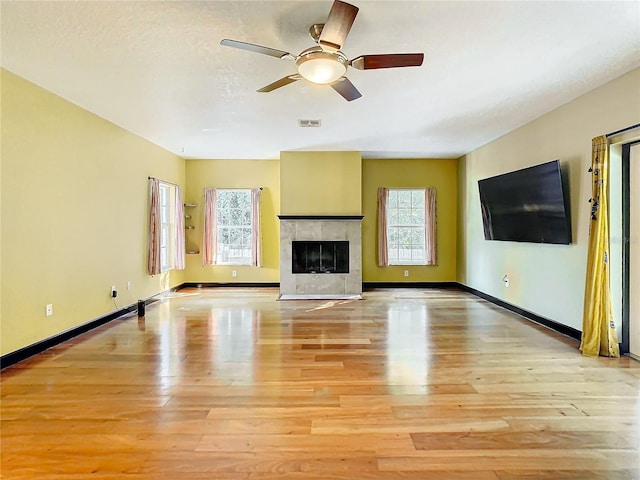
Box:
278;215;364;221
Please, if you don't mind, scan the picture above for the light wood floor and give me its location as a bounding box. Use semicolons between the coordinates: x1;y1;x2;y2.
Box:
2;287;639;479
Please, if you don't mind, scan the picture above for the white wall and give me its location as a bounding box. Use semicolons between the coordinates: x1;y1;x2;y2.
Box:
457;68;640;332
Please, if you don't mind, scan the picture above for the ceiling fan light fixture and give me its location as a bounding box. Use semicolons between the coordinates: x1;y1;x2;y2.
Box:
296;50;347;85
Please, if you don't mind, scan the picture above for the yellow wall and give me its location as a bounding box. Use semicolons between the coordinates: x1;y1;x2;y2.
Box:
457;67;640;333
6;62;635;357
280;151;362;215
183;159;280;283
362;158;458;282
1;69;185;356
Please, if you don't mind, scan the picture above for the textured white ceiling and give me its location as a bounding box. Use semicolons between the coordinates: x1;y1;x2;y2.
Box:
2;1;639;159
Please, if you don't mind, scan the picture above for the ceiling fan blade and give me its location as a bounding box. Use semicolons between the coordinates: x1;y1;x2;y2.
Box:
331;77;362;101
257;75;300;93
220;39;293;60
350;53;424;70
319;0;359;51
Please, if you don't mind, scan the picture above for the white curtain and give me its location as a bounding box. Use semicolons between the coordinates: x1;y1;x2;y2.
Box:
147;178;161;275
250;188;262;267
377;187;389;267
202;187;217;266
425;187;437;265
174;186;186;270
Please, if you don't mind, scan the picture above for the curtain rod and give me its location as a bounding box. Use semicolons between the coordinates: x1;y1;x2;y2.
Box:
150;177;264;191
148;176;180;188
206;187;263;190
606;123;640;138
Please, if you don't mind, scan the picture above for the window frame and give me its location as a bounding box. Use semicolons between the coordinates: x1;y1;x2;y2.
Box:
158;182;177;272
215;189;253;266
386;188;427;266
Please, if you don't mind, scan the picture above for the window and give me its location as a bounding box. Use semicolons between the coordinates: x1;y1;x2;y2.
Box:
216;189;252;265
203;187;262;267
387;189;426;265
147;178;185;276
159;182;172;271
377;187;436;267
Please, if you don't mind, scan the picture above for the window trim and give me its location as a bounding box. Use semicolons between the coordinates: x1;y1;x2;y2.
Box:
159;181;175;272
215;188;253;266
386;188;428;266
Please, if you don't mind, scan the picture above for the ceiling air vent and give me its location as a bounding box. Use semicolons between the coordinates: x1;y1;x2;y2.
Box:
298;119;321;128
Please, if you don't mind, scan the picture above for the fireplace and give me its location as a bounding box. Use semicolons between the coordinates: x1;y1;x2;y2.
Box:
292;241;349;274
278;215;363;299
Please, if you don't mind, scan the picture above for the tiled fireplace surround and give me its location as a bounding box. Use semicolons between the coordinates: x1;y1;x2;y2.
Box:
278;215;364;299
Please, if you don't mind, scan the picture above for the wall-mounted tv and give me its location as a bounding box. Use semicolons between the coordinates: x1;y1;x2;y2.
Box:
478;159;571;244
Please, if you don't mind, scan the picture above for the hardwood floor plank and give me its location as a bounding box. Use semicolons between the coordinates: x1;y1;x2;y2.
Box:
2;287;639;479
138;451;381;474
495;470;639;480
311;416;511;434
196;433;414;453
410;431;640;450
206;404;393;420
247;471;500;480
393;405;583;419
377;450;615;471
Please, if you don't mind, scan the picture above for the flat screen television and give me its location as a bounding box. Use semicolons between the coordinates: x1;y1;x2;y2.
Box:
478;160;571;244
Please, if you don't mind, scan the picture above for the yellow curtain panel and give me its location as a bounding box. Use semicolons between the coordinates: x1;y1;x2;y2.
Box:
580;135;620;357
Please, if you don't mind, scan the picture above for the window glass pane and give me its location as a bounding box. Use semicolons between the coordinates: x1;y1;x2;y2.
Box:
388;227;399;245
412;247;425;262
229;228;241;247
237;193;250;209
218;192;230;208
388;208;399;225
398;209;412;225
411;227;424;246
241;227;252;248
398;190;411;208
412;190;425;208
388;245;399;264
398;227;411;246
388;190;397;208
219;227;230;245
218;209;230;226
227;208;240;225
412;208;425;224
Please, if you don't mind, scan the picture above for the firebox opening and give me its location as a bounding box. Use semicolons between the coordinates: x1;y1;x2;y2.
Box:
292;241;349;274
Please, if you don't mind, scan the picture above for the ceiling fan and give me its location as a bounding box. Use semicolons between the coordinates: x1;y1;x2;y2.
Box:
220;0;424;101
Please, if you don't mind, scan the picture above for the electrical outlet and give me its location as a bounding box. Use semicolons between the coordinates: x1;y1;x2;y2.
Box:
232;270;237;278
111;286;118;298
45;304;53;316
404;270;409;277
127;281;132;291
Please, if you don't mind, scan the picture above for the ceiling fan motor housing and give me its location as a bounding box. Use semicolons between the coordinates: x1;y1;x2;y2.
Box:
296;47;349;84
